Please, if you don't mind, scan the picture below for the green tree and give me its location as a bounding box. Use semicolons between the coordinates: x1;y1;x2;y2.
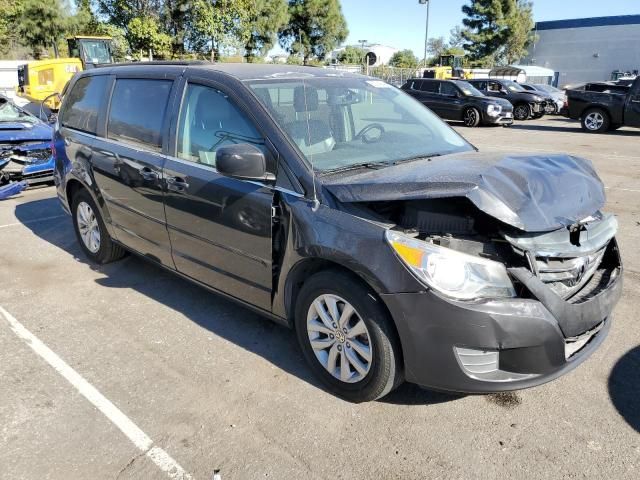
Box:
504;0;536;64
244;0;289;62
0;0;24;57
448;25;467;49
427;36;447;60
188;0;252;61
162;0;190;57
94;23;130;61
279;0;348;65
389;49;418;69
461;0;515;66
97;0;163;31
127;16;172;59
337;45;364;64
18;0;69;58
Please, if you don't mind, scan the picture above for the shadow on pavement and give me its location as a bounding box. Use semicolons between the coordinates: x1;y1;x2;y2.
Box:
608;346;640;433
510;121;640;136
15;196;461;406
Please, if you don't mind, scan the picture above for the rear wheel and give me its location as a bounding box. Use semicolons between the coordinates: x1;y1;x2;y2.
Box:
463;107;481;127
513;103;531;120
295;270;403;402
71;189;126;264
581;108;610;133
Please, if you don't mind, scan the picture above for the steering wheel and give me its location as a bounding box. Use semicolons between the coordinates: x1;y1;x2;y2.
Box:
354;123;385;144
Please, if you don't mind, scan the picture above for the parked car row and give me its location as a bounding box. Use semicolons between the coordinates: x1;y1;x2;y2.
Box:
401;77;558;126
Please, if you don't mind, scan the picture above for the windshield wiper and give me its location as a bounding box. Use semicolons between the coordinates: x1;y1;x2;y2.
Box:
391;153;444;165
320;161;392;175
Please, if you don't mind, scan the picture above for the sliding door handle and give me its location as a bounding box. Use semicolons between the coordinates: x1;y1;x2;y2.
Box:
166;176;189;192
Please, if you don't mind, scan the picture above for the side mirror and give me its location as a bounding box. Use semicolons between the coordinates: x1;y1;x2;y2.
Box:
216;143;274;182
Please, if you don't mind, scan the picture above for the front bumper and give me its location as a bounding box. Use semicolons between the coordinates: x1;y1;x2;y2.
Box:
484;111;514;125
1;157;54;184
381;241;623;393
531;102;544;113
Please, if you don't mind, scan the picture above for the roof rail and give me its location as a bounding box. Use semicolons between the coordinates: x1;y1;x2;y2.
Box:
98;60;212;68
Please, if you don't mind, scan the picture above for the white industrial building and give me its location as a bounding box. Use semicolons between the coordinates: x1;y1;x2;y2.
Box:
521;15;640;87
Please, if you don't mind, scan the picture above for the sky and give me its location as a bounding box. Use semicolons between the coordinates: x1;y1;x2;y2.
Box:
272;0;639;58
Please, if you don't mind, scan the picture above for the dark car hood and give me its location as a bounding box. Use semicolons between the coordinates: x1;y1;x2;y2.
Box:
472;96;511;107
322;151;605;233
0;121;52;142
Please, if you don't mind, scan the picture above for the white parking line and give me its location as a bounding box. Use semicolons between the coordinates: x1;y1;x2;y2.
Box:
0;305;193;480
0;214;67;229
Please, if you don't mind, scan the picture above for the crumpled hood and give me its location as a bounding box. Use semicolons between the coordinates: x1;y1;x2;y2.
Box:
322;151;606;232
0;122;52;142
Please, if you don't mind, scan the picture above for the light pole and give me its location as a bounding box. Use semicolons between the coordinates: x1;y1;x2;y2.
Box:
358;39;368;75
419;0;430;68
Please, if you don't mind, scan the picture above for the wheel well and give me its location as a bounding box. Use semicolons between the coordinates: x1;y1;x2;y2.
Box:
581;105;610;119
65;179;84;206
285;258;388;324
284;257;404;369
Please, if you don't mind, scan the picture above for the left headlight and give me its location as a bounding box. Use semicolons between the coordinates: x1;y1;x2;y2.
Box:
385;230;516;300
487;104;502;116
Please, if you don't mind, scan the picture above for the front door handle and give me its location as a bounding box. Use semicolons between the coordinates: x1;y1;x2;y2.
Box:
166;176;189;193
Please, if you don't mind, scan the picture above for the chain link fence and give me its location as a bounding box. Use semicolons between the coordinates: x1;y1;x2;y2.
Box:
324;64;423;86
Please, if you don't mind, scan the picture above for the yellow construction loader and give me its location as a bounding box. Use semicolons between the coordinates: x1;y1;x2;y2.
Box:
17;36;114;110
423;55;471;80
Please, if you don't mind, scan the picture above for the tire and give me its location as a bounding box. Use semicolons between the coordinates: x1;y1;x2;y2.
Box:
581;108;610;133
513;103;531;121
71;189;126;264
294;270;403;402
463;107;481;127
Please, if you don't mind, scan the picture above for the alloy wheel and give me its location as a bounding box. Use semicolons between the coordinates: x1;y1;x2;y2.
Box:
585;112;604;131
464;109;478;127
306;294;372;383
514;105;529;120
76;201;101;253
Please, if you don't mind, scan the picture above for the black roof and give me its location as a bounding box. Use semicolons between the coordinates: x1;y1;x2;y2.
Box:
94;62;365;81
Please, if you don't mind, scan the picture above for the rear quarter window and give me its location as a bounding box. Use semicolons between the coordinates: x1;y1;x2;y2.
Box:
61;75;109;134
107;78;172;151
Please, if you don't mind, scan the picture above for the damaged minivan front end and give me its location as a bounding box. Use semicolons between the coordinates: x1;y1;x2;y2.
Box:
322;153;622;392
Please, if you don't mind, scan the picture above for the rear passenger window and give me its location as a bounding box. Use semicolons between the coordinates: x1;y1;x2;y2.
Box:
107;79;172;151
61;75;108;134
420;81;439;93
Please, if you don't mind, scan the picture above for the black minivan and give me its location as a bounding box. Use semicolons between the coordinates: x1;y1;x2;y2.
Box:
54;63;622;402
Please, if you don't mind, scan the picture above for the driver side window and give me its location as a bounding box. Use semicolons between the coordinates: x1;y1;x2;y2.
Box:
177;83;264;167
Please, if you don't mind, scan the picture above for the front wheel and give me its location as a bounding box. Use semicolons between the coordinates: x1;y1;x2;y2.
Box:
581;108;610;133
295;270;403;402
463;107;481;127
513;103;531;120
72;189;126;264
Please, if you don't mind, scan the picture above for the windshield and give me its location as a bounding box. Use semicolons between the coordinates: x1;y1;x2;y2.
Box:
0;97;37;124
454;81;484;97
534;84;560;94
504;80;525;92
80;40;111;64
246;77;472;172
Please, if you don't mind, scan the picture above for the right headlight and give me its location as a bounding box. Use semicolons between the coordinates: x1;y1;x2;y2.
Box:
385;230;516;300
